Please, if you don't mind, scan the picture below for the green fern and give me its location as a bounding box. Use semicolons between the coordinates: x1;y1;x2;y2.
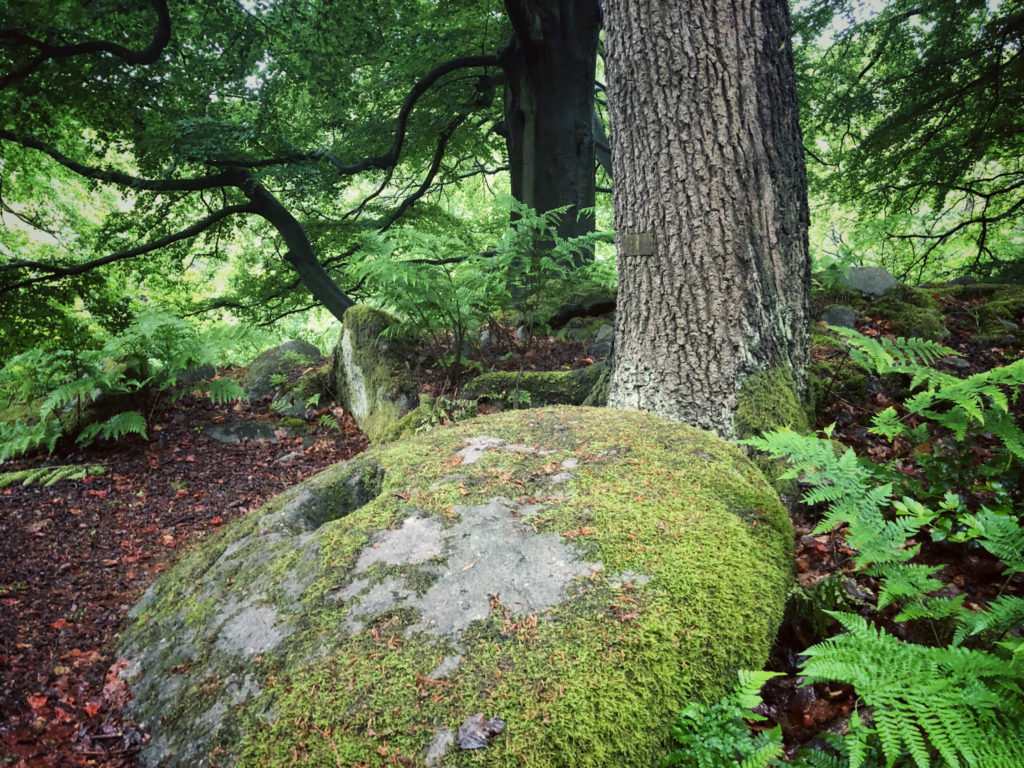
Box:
76;410;148;445
963;509;1024;575
801;612;1024;768
201;377;246;405
954;596;1024;647
661;670;783;768
0;463;105;488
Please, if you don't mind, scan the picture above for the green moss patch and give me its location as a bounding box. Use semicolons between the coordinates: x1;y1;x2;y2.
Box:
121;407;792;767
461;363;606;407
734;367;809;439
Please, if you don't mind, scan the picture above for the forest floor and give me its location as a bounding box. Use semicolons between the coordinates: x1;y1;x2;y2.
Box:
1;295;1021;766
0;394;367;766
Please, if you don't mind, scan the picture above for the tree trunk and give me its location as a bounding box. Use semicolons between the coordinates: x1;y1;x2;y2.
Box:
503;0;601;243
603;0;810;438
245;178;355;322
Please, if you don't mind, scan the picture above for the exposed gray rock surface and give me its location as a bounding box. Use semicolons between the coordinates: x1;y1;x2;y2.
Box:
841;266;898;297
244;339;322;399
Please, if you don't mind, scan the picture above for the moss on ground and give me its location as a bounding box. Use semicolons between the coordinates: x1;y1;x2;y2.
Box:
121;407;792;768
461;363;606;407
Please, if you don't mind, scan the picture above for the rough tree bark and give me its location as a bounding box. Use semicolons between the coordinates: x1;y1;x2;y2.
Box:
502;0;601;242
603;0;811;437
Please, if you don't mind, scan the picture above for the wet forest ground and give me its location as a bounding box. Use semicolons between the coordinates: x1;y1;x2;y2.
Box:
1;290;1022;766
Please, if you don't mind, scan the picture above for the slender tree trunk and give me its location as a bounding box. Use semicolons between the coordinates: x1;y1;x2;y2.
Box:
503;0;601;243
603;0;810;437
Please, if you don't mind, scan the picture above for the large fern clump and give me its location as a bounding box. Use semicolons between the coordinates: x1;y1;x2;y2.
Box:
734;327;1024;767
0;310;248;460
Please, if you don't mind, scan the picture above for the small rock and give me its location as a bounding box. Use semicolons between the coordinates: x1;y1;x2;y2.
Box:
275;450;304;465
820;304;857;328
479;329;493;352
457;713;506;750
514;326;530;344
587;324;615;359
996;318;1020;332
841;266;897;297
940;355;971;371
203;421;278;444
426;728;455;766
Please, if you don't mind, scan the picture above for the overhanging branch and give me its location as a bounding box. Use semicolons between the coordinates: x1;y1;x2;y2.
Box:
0;0;171;89
0;202;256;294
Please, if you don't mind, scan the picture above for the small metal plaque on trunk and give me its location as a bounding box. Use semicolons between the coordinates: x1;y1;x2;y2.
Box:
620;232;656;256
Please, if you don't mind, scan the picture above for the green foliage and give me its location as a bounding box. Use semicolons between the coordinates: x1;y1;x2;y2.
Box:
828;327;1024;514
745;409;1024;767
76;410;149;444
801;612;1024;768
0;310;247;459
347;200;614;378
0;463;105;489
662;671;784;768
795;0;1024;279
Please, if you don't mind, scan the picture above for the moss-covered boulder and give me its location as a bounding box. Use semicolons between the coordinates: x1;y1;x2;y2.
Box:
461;363;606;407
813;284;949;341
265;361;333;417
244;340;323;400
331;305;420;442
120;407;792;768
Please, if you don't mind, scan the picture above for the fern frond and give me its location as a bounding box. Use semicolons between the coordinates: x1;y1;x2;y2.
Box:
76;410;148;445
801;612;1024;768
0;463;105;489
954;596;1024;647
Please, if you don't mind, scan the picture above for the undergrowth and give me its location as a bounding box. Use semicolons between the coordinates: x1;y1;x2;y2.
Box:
666;329;1024;767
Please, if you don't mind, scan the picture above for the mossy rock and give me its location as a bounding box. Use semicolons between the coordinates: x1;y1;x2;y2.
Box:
331;305;420;442
461;363;606;407
813;284;949;341
120;407;792;768
976;285;1024;338
244;340;323;400
269;362;333;417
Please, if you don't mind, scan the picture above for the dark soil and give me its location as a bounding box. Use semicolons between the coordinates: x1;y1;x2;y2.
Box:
0;395;366;766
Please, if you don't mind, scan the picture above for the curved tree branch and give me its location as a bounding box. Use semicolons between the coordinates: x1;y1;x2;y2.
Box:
0;202;255;294
0;130;243;191
207;54;501;176
0;0;171;89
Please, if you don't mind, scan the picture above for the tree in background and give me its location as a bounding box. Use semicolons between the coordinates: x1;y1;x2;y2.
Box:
603;0;811;437
0;0;609;341
795;0;1024;280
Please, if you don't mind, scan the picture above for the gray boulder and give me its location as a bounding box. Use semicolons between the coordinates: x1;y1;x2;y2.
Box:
120;407;793;768
820;304;858;328
244;340;323;400
841;266;898;297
